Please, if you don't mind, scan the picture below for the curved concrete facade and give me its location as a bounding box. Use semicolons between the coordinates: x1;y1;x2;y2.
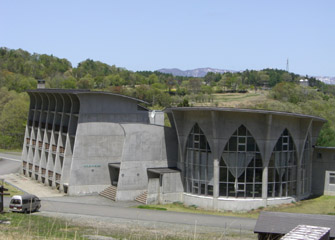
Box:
168;107;326;211
21;90;326;211
22;89;177;198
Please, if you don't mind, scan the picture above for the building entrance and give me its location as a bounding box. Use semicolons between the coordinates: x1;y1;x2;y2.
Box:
108;163;120;187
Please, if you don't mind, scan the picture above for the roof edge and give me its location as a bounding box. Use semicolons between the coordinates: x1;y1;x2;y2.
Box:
166;107;326;122
26;89;149;104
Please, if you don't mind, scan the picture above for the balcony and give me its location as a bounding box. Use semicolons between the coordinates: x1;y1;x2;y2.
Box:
52;144;57;153
55;173;61;182
45;143;50;150
48;170;53;180
59;146;65;154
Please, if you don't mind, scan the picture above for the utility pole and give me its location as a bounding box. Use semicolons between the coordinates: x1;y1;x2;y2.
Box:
0;179;9;213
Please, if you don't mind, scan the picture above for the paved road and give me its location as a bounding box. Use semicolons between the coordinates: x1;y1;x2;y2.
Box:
1;153;257;231
41;200;256;230
0;152;21;176
3;197;256;231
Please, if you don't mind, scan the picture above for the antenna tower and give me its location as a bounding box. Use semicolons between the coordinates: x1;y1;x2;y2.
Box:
286;58;289;72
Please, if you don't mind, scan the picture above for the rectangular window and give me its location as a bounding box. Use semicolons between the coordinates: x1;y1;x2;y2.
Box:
237;183;246;192
329;173;335;184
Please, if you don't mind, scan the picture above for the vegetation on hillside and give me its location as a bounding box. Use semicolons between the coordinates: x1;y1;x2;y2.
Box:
1;47;335;149
249;82;335;146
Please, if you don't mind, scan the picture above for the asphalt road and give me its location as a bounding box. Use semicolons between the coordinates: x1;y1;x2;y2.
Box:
41;200;256;230
1;152;257;231
0;153;21;175
3;197;256;231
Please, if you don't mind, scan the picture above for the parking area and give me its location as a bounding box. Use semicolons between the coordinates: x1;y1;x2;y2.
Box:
1;172;139;208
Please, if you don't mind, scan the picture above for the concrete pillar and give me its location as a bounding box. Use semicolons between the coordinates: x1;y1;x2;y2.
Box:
211;111;219;210
262;166;268;206
297;119;312;200
296;158;301;200
261;114;273;206
213;157;219;210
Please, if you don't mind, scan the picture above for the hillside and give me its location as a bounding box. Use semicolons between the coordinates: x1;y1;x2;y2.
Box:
1;47;335;149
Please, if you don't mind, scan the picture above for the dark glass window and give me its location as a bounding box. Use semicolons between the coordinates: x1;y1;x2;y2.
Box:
184;123;213;196
268;129;297;198
219;125;262;198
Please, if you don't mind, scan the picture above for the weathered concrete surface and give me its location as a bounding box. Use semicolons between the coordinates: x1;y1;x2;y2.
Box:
313;147;335;195
117;124;178;201
170;108;325;210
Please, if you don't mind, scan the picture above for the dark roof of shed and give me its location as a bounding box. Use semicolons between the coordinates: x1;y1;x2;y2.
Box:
27;89;148;104
166;107;326;122
254;211;335;237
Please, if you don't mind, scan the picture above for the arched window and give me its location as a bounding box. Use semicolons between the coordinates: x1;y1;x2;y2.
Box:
184;123;213;196
268;129;297;197
219;125;262;198
301;135;311;195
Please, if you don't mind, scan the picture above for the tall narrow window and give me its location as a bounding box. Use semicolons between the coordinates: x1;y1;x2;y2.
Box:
219;125;262;198
268;129;297;198
184;123;213;196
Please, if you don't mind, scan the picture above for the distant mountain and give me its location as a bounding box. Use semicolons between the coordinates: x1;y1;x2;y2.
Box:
316;76;335;85
157;68;236;77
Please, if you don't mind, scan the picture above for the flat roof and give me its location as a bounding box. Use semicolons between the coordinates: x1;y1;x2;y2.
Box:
167;107;326;122
254;211;335;238
27;89;149;104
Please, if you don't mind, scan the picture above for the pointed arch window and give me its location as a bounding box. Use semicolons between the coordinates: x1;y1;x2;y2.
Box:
184;123;213;196
219;125;262;198
268;129;297;197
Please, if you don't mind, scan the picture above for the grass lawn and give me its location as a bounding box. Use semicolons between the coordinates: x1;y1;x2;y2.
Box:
138;195;335;219
0;213;84;239
192;91;268;108
2;181;24;197
0;149;22;155
0;212;256;240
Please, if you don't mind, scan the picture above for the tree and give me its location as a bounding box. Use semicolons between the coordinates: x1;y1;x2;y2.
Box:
61;76;77;89
77;74;94;89
148;74;158;85
188;78;202;94
0;91;29;149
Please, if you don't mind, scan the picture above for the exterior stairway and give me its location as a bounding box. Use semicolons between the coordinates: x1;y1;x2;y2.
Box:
135;191;147;204
99;185;117;201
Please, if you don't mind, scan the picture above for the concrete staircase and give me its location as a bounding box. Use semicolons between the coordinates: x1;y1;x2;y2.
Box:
135;191;147;204
99;185;117;201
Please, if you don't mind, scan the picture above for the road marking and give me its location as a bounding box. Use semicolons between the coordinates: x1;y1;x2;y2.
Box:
0;157;21;162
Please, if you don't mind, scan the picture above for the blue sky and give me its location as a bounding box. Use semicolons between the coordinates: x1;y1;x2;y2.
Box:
1;0;334;76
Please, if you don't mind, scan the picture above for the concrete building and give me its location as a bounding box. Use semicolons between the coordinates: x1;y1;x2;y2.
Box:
22;89;334;211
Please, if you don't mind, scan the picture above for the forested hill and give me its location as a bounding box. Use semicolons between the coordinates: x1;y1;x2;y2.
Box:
1;47;332;96
1;47;335;149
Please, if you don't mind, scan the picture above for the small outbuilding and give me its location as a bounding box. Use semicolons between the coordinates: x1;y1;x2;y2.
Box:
254;211;335;240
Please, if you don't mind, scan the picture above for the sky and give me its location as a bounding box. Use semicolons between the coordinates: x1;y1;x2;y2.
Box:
1;0;335;76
